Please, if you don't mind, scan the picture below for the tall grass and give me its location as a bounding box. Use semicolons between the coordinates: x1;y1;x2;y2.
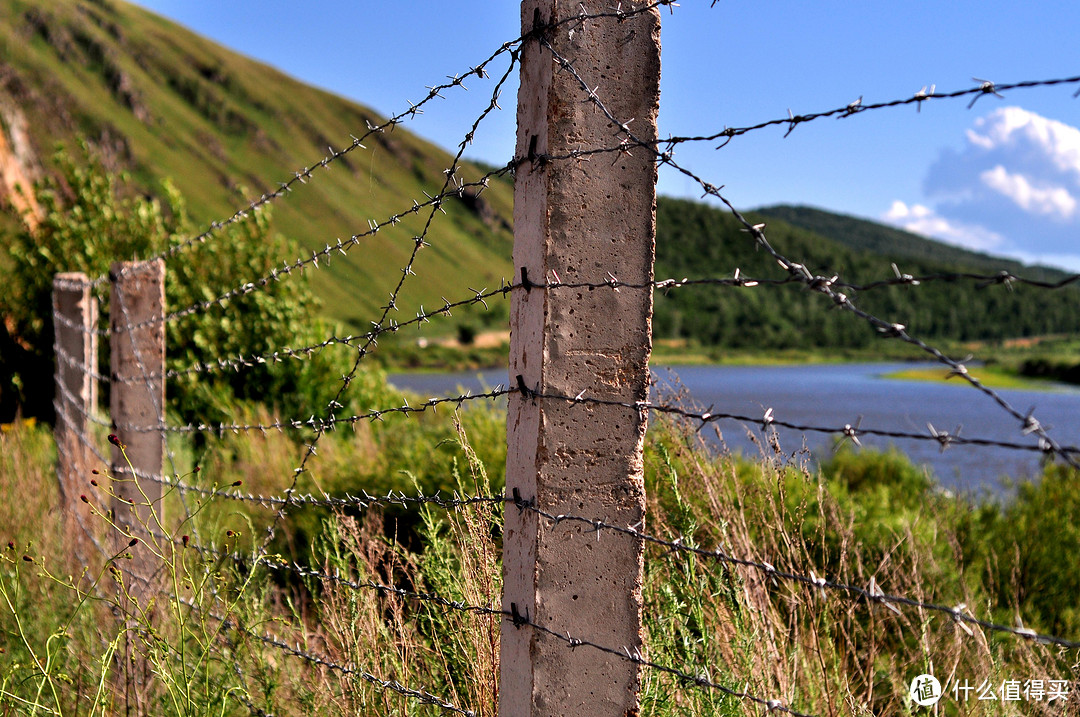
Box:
2;389;1078;715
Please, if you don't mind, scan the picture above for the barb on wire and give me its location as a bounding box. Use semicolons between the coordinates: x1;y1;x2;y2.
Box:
509;494;1080;651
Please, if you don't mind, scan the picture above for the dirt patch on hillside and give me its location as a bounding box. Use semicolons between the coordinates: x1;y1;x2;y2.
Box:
0;96;42;230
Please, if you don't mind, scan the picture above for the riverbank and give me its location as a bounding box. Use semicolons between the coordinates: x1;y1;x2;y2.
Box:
882;364;1071;391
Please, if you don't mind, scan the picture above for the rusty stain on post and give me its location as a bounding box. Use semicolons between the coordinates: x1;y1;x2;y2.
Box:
502;2;661;714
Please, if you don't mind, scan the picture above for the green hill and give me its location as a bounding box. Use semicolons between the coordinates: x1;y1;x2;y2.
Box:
0;0;514;331
653;198;1080;351
757;204;1070;280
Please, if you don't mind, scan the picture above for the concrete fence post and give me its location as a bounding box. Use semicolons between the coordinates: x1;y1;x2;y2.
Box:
502;2;661;715
109;259;165;590
53;272;98;535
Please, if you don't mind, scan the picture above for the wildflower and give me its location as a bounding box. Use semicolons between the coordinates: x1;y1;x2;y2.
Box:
80;495;89;503
182;535;190;548
128;538;138;547
22;555;33;563
232;480;243;487
108;434;123;448
90;479;98;486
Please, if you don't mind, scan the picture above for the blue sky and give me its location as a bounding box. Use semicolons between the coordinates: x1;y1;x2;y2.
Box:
128;1;1080;271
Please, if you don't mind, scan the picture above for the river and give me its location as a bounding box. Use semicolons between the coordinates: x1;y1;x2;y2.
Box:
388;363;1080;495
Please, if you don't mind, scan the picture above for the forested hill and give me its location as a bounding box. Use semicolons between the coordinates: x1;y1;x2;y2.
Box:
757;204;1070;281
652;198;1080;350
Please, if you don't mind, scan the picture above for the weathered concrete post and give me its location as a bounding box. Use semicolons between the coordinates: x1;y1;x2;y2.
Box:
502;2;660;715
109;259;165;587
53;272;97;526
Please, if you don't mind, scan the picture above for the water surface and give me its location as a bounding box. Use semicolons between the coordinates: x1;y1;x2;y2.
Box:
388;363;1080;495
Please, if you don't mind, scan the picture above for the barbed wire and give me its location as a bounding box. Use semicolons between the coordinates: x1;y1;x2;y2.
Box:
52;361;111;431
87;49;520;292
53;162;506;347
84;0;679;294
176;533;806;716
268;556;810;715
129;467;504;513
186;603;479;717
520;385;1080;458
535;34;1080;470
57;256;1080;362
261;48;523;555
108;172;514;337
100;379;1078;465
120;386;512;436
54;339;111;384
662;74;1080;148
509;494;1080;651
98;268;1077;390
529;266;1080;296
51;296;108;337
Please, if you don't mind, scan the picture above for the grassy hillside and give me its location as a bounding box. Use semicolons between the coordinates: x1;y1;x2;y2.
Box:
0;0;514;331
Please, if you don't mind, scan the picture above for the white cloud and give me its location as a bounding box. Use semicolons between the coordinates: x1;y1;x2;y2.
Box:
882;200;1005;252
886;107;1080;271
979;165;1077;220
965;107;1080;181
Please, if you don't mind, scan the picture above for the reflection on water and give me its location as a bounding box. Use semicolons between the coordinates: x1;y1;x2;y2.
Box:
388;363;1080;495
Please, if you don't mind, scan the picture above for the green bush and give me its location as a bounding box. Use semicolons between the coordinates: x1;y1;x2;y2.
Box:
0;142;354;427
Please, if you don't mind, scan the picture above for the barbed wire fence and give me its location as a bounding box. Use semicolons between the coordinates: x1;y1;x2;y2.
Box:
41;1;1080;715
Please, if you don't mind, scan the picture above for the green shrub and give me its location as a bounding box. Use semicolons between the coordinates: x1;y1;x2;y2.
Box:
0;141;354;427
